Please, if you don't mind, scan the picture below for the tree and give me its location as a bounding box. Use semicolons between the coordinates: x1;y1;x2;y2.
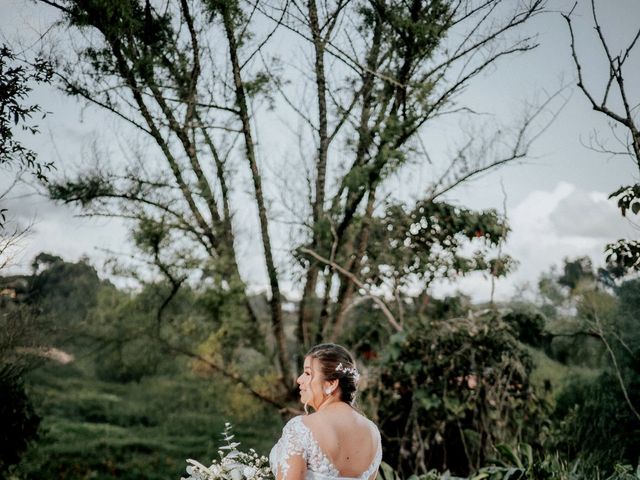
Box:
563;1;640;275
0;370;41;476
551;277;640;472
0;273;42;475
37;0;554;406
535;258;640;436
0;45;54;228
1;45;54;274
0;46;55;473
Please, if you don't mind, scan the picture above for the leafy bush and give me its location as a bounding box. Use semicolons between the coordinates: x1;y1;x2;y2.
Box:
379;446;640;480
372;312;548;477
502;305;547;349
552;372;640;472
0;373;40;475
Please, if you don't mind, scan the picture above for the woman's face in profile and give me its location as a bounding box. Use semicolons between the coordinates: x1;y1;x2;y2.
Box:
297;356;323;408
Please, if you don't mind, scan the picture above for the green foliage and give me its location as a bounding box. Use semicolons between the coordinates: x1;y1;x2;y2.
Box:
557;257;595;291
0;45;54;183
0;44;54;226
362;199;513;292
605;240;640;276
87;282;189;382
0;374;40;476
65;0;175;82
552;372;640;471
380;447;640;480
372;312;547;477
0;285;44;476
529;262;640;474
48;172;115;206
609;184;640;218
423;295;472;320
603;184;640;275
533;258;621;368
547;277;640;472
28;253;103;319
14;363;281;480
26;253;106;352
502;305;547;349
615;279;640;366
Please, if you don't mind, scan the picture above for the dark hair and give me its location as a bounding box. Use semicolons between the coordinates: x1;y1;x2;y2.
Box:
306;343;359;405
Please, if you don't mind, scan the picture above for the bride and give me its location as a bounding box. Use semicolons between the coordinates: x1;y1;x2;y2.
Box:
269;344;382;480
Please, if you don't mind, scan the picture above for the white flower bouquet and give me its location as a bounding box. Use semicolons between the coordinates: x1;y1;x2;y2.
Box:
181;422;274;480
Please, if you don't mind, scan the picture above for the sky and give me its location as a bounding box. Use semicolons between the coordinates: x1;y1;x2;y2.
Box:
1;0;639;302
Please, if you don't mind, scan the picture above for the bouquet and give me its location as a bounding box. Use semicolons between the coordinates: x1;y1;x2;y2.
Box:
181;423;274;480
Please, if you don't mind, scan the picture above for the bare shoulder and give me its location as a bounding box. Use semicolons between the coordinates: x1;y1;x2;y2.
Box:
299;411;327;431
303;408;378;438
360;414;381;439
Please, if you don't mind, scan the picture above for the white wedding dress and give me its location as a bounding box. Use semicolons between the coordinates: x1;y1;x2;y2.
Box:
269;416;382;480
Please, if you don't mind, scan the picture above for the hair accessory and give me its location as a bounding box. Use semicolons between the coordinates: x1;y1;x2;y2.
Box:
335;362;360;382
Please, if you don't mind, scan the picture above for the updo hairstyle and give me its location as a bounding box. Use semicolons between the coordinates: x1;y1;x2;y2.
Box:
306;343;359;405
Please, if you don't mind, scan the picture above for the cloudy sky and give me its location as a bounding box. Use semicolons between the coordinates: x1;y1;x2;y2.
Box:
1;0;639;302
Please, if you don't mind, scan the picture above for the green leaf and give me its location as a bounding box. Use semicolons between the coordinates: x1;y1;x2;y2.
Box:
495;444;523;469
520;443;532;468
503;467;525;480
379;462;399;480
470;473;490;480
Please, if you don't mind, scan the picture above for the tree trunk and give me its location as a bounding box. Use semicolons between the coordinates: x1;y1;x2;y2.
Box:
298;0;330;350
222;8;292;387
331;187;377;341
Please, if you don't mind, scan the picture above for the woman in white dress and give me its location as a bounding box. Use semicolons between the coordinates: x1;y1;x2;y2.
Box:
269;344;382;480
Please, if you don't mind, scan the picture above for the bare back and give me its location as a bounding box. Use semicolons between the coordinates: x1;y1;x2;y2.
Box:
302;408;380;478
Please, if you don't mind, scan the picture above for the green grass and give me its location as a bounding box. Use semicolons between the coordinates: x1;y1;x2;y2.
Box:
13;363;282;480
527;345;601;405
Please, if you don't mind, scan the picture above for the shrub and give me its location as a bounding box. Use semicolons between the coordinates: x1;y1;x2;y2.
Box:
372;312;548;477
552;372;640;473
0;372;40;475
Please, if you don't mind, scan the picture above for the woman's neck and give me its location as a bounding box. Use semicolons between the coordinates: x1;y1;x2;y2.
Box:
316;398;349;412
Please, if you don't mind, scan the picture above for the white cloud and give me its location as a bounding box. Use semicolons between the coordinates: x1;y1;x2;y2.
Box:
549;188;634;238
433;182;639;302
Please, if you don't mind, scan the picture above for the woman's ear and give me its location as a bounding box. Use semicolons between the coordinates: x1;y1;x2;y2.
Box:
324;378;339;394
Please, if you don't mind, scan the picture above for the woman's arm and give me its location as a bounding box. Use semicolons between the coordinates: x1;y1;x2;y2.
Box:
271;417;309;480
276;453;307;480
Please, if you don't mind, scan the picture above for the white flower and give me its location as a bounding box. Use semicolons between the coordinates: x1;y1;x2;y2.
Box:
210;464;223;477
243;466;257;478
184;459;213;480
229;467;243;480
182;422;274;480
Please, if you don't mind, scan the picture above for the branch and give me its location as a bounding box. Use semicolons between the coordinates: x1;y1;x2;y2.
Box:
54;72;153;135
589;304;640;422
161;340;287;410
299;247;402;332
35;0;72;14
562;10;632;128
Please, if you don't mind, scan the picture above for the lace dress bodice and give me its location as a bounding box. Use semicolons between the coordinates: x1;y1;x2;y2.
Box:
269;416;382;480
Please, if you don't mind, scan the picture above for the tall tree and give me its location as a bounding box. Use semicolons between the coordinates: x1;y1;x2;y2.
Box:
1;45;53;264
37;0;553;406
0;46;54;472
0;45;54;214
563;0;640;276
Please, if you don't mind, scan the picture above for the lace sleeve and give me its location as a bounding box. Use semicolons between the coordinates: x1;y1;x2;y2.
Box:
269;416;309;480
